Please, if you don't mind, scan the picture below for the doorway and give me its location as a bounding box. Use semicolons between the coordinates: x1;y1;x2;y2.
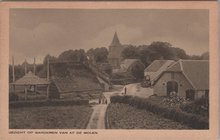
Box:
185;89;195;100
167;81;178;96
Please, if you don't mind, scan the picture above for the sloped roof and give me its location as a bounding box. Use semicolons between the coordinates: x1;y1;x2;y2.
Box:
13;71;49;85
120;59;143;72
181;60;209;90
50;62;102;93
166;61;182;72
144;60;175;82
110;32;121;46
165;60;209;90
145;60;174;72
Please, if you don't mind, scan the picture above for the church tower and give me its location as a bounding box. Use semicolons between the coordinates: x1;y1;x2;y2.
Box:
110;32;121;46
108;32;125;69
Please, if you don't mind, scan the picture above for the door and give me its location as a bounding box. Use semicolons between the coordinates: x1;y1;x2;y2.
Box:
185;89;195;100
167;81;178;96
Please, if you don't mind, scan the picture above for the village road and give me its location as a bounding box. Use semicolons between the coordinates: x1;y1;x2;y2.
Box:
86;85;123;129
123;83;154;98
86;84;153;129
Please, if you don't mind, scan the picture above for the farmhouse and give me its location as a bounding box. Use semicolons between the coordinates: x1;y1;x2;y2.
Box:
144;60;175;85
153;60;209;100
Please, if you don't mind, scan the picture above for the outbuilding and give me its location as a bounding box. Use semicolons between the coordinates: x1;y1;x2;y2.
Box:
152;60;209;100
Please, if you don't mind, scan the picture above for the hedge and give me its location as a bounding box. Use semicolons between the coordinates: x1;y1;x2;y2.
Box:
110;95;209;129
9;99;89;108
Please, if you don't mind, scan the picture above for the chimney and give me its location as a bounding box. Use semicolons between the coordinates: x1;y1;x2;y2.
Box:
12;56;15;82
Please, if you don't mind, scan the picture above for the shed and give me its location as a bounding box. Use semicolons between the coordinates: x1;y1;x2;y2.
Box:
11;71;50;100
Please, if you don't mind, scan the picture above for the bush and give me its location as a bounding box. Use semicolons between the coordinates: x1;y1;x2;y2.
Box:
180;97;209;117
110;95;209;129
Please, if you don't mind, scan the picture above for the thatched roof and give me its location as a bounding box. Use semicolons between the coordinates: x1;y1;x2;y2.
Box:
50;62;102;93
12;71;49;85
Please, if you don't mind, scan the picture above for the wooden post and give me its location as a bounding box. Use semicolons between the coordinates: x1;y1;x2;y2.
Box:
47;58;49;81
24;59;27;74
46;84;50;100
24;86;27;101
34;57;36;75
13;84;15;93
33;85;36;94
12;56;15;82
46;58;50;100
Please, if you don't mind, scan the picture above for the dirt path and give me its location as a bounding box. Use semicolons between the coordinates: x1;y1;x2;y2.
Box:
86;104;107;129
86;85;123;129
124;83;154;98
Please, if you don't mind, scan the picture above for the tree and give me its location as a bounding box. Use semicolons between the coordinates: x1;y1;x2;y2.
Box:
148;41;175;60
137;42;176;67
58;49;87;62
201;52;209;60
121;45;139;59
43;54;57;65
172;47;189;60
130;62;145;80
87;47;109;63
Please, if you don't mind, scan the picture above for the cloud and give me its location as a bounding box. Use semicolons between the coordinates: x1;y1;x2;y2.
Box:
10;23;71;64
81;24;144;50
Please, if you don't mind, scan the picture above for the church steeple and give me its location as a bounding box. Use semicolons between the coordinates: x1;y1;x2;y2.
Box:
110;32;121;46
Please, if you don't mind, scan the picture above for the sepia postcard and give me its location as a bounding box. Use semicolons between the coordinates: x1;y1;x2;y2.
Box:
0;1;219;140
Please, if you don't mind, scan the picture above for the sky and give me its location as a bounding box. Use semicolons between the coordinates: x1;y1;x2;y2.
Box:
10;9;209;65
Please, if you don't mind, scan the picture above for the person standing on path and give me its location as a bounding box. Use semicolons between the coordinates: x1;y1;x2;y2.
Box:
124;86;127;95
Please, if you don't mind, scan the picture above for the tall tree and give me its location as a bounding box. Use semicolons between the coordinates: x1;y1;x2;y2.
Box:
121;45;139;59
58;49;87;62
87;47;109;63
201;52;209;60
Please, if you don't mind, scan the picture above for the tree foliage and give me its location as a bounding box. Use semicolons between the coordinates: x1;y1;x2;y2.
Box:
121;45;139;59
121;41;206;67
58;49;87;62
87;47;109;63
